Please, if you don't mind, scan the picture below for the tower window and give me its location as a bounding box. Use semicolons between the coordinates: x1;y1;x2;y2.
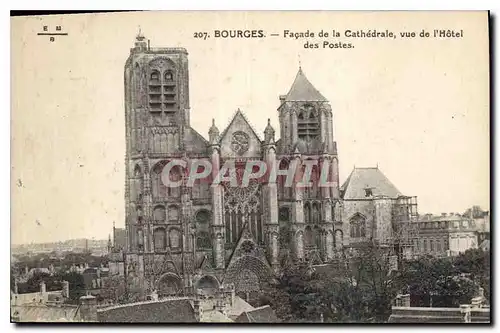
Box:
164;70;174;81
364;188;373;197
297;104;320;140
150;70;160;83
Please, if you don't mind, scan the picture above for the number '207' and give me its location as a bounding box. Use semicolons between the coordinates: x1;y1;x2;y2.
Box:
193;32;209;40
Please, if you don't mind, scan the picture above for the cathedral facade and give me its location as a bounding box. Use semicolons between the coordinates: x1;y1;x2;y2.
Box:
122;33;417;300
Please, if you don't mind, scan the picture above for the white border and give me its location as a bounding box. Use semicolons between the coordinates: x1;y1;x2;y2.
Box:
3;2;498;333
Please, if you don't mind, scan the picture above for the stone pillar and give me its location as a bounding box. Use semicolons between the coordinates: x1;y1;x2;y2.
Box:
291;108;298;144
325;229;334;260
210;146;224;269
264;145;279;268
291;155;304;260
330;157;340;199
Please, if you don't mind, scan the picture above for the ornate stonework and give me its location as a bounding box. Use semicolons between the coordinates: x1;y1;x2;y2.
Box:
123;37;342;302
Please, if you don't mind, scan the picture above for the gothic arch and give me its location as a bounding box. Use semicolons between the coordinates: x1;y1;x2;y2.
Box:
195;275;220;295
153;205;166;222
224;256;273;292
150;69;160;82
349;213;366;238
153;227;167;251
195;209;212;249
133;164;142;177
168;205;180;223
164;70;174;81
304;202;312;224
151;160;169;200
311;202;321;223
156;272;182;297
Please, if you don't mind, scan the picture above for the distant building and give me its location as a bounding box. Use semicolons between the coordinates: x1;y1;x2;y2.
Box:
414;211;490;257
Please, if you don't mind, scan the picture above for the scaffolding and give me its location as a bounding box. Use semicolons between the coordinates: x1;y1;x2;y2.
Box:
391;196;419;260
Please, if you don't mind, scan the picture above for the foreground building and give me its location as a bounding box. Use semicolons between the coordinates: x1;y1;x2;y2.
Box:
121;32;418;300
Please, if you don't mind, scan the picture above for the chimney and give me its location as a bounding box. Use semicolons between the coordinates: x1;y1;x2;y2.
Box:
279;95;287;103
62;281;69;298
40;281;46;294
147;39;150;50
79;295;98;322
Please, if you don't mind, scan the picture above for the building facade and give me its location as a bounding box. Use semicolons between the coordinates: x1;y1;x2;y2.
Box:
415;213;489;257
122;33;416;300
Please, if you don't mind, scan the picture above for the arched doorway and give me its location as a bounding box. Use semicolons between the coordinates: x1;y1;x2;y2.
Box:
195;275;219;296
224;256;274;305
157;273;183;298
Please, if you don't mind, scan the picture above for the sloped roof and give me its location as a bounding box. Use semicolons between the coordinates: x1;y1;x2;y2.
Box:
479;239;490;251
235;305;278;323
97;299;196;323
227;296;255;319
340;167;402;200
12;305;80;322
284;68;327;102
218;109;262;145
201;309;233;322
184;126;209;154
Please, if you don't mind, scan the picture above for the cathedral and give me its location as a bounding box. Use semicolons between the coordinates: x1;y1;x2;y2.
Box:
121;32;418;301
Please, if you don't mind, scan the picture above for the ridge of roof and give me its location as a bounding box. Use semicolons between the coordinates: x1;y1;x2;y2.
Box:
218;109;262;144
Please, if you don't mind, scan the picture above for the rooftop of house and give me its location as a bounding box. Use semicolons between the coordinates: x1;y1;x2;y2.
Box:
11;304;80;322
235;305;278;323
340;167;402;200
97;298;196;323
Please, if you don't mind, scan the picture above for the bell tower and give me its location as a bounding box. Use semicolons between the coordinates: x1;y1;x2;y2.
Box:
277;67;341;261
124;31;191;253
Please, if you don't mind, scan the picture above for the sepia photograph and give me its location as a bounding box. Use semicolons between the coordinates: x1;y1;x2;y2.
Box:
10;10;490;323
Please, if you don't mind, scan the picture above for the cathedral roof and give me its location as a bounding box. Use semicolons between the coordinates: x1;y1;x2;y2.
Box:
284;68;327;102
340;167;402;200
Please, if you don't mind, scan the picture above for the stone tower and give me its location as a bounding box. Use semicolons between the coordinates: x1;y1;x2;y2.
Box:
124;31;190;254
277;68;341;261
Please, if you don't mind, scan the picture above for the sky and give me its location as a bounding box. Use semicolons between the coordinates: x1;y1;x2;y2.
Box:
11;11;489;244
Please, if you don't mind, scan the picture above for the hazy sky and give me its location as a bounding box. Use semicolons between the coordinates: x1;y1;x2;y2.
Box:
11;11;489;244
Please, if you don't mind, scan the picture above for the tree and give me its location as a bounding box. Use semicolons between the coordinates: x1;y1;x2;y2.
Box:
100;275;127;304
453;248;490;303
57;271;85;304
462;206;488;218
261;243;399;323
432;275;477;307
